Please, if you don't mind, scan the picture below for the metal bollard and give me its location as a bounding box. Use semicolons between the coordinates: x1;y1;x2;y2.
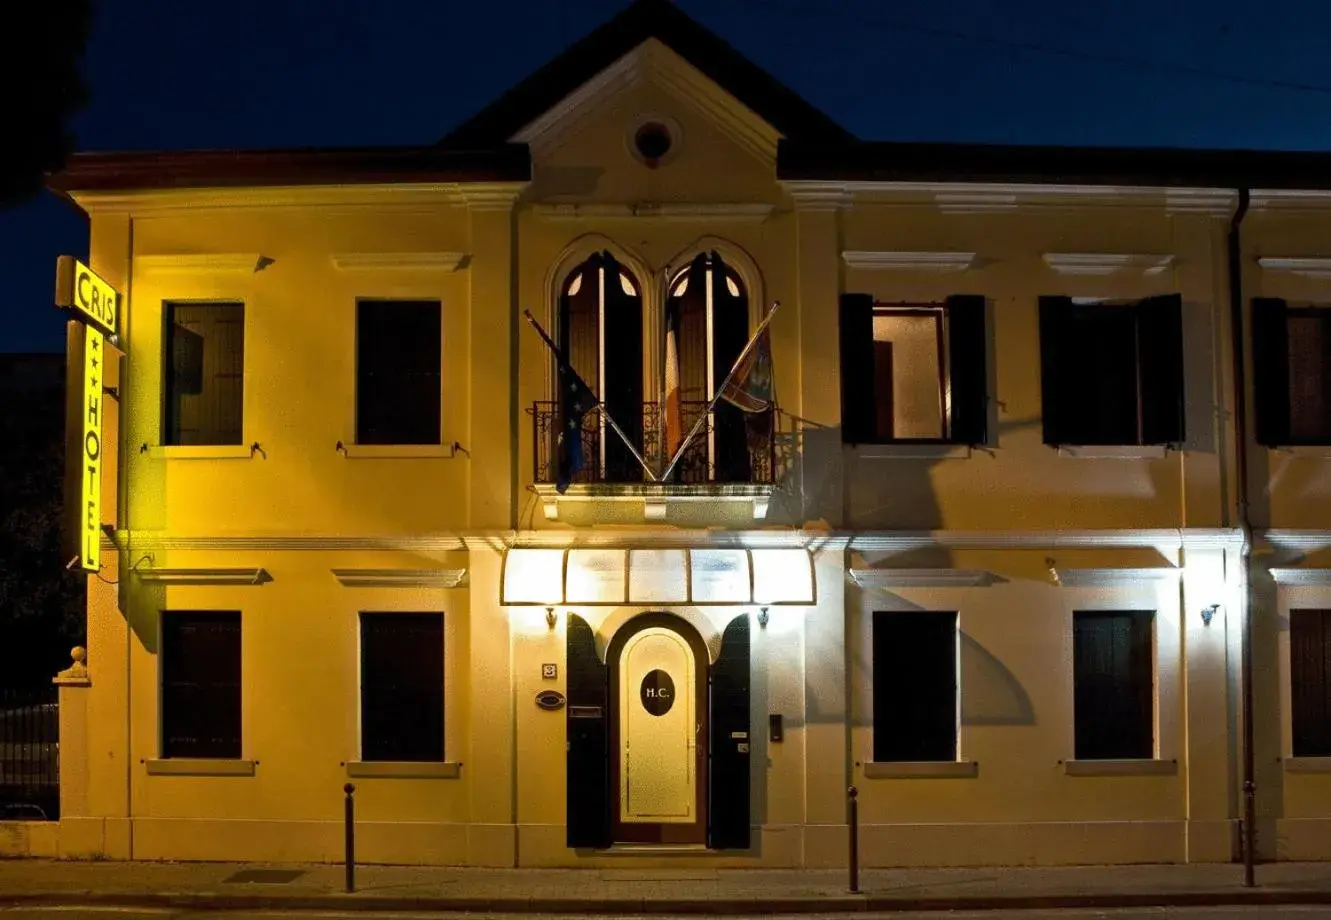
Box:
344;783;356;893
847;785;859;894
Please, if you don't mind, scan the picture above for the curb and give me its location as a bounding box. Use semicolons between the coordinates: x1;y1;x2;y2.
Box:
3;889;1331;914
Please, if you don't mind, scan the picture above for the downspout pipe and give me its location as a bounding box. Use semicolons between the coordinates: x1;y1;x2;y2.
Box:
1227;187;1255;886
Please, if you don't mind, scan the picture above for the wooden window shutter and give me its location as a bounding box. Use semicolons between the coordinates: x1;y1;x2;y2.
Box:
359;613;444;763
356;301;441;446
1290;610;1331;757
839;293;876;443
565;613;611;848
1038;296;1076;445
1073;611;1154;760
872;611;957;762
1137;293;1186;445
708;615;751;848
1252;298;1292;446
161;612;241;760
945;294;989;445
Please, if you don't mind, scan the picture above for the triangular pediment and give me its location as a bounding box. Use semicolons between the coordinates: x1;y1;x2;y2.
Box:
439;0;850;153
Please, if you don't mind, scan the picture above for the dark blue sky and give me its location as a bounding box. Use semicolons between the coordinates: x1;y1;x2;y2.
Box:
4;0;1331;353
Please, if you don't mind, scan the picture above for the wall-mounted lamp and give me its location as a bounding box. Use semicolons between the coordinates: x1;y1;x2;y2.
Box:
1045;557;1060;586
545;607;558;629
1201;604;1221;627
757;606;770;629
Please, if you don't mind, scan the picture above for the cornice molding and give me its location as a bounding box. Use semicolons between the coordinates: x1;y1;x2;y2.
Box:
849;568;994;588
330;252;467;272
458;183;527;211
1250;189;1331;212
530;202;773;223
133;567;272;585
1042;253;1176;277
1054;567;1181;588
842;251;977;273
73;184;479;214
331;568;468;588
1269;568;1331;587
134;254;268;276
1261;530;1331;552
780;181;1236;215
1257;256;1331;279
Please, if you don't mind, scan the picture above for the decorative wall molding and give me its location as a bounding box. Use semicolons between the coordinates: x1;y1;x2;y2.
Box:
135;254;267;276
531;203;772;223
849;568;994;588
330;252;467;272
331;568;468;588
1042;253;1175;277
1250;189;1331;212
841;251;977;273
1262;530;1331;552
864;760;979;779
1054;567;1181;588
133;567;272;585
779;181;1236;216
532;483;774;522
1269;568;1331;587
1256;257;1331;279
456;183;527;211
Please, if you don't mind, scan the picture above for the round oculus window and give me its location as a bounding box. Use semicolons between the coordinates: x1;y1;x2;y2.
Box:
633;122;673;166
639;668;675;716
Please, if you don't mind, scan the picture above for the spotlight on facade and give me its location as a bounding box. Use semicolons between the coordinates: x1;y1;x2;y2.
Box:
757;607;770;629
545;607;558;629
1201;604;1220;627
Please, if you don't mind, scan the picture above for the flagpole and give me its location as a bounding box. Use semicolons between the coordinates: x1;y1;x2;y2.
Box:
522;310;658;483
661;302;780;482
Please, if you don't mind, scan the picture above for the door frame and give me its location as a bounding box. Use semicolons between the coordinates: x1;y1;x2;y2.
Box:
607;611;709;844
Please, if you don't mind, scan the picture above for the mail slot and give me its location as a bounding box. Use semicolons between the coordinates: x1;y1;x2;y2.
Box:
569;705;603;719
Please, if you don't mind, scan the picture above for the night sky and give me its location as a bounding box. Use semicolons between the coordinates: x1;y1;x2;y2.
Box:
3;0;1331;353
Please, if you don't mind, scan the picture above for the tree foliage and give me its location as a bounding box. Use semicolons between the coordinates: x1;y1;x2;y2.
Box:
0;0;94;208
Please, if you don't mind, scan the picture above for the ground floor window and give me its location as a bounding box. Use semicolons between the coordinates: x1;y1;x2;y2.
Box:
359;612;445;762
1291;609;1331;757
160;611;242;759
1073;611;1154;759
872;610;958;761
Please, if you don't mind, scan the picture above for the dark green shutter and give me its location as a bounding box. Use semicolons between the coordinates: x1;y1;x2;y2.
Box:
565;613;610;848
945;295;989;445
601;251;644;482
1038;296;1075;445
1290;610;1331;757
872;612;957;762
1073;612;1154;760
839;293;876;443
1252;298;1292;446
708;615;750;849
1137;293;1186;445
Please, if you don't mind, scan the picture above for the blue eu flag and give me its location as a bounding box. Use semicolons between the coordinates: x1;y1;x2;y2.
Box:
557;356;598;493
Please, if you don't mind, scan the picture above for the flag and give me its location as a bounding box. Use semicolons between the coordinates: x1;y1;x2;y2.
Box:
719;325;775;454
663;291;684;461
555;353;598;493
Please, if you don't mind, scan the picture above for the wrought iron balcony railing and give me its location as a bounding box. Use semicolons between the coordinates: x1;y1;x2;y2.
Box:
529;400;777;486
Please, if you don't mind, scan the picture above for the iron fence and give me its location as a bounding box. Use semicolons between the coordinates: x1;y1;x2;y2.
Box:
530;400;777;486
0;686;59;820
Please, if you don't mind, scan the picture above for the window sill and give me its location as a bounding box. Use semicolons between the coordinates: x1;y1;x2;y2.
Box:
1057;445;1167;460
1271;446;1331;459
146;758;256;776
856;443;972;460
149;446;253;460
345;760;461;779
340;444;456;460
1062;758;1177;776
863;760;978;779
1284;757;1331;774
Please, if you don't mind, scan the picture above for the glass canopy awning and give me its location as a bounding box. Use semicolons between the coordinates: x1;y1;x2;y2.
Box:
500;547;815;606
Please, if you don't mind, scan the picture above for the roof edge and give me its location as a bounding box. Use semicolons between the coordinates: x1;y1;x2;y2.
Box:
47;143;531;193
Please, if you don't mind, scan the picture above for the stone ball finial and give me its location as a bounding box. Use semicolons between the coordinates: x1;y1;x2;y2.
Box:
71;646;87;665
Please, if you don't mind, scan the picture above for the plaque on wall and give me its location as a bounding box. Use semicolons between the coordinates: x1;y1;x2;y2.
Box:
536;690;567;711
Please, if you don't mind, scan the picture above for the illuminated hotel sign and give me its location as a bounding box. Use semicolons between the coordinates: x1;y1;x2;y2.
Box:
56;256;121;573
55;256;119;338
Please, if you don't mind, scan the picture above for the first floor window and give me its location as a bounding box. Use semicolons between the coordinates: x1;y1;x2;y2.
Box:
872;610;958;761
1253;299;1331;446
359;612;444;762
164;302;245;446
161;611;242;759
1073;611;1154;760
1038;295;1184;446
839;294;988;446
356;300;442;445
1291;609;1331;757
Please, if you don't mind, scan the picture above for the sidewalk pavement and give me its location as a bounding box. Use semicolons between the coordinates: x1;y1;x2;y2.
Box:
2;858;1331;914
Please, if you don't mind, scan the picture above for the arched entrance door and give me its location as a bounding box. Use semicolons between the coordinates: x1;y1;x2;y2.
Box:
607;613;708;844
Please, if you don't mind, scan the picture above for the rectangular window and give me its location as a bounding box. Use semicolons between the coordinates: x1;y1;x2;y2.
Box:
356;300;442;445
161;612;241;759
872;611;957;761
1253;299;1331;446
359;612;444;762
1291;609;1331;757
840;294;988;446
1073;611;1154;760
1038;295;1184;446
164;303;245;446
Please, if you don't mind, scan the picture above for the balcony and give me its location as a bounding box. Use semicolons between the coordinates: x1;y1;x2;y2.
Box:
528;400;778;521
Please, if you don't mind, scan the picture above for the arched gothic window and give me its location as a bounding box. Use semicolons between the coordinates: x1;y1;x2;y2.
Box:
558;251;644;482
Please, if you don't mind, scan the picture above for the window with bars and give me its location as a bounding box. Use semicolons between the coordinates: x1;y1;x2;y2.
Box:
160;612;242;760
164;303;245;446
356;300;442;446
871;610;958;762
1291;609;1331;757
1072;611;1155;760
359;613;444;762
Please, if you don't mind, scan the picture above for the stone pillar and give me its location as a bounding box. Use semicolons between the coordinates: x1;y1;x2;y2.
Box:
802;544;850;866
52;647;96;856
465;544;515;866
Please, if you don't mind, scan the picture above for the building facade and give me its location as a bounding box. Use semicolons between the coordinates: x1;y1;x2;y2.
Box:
12;0;1331;867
